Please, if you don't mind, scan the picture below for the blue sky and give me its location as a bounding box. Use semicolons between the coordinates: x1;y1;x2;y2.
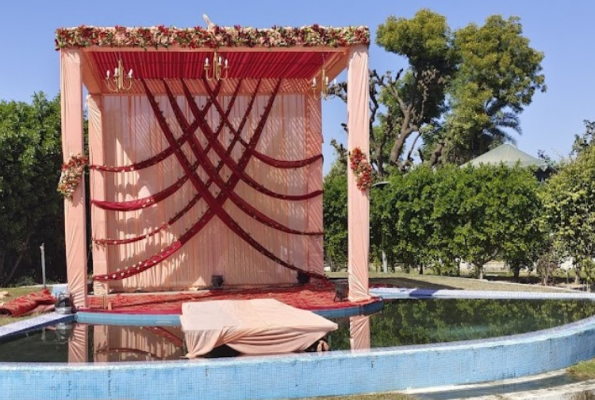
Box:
1;0;593;173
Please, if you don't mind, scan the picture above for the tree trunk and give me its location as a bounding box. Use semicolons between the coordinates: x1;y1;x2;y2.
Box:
475;265;484;280
418;264;424;275
429;141;445;167
0;249;4;279
2;234;32;286
513;267;520;282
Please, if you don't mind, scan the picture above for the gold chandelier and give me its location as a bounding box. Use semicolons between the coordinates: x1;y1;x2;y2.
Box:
204;51;229;81
105;58;133;92
312;67;336;100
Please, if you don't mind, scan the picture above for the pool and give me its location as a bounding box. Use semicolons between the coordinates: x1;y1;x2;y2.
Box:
3;290;595;400
3;298;595;363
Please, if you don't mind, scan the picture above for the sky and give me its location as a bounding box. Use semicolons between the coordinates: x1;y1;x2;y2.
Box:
1;0;594;173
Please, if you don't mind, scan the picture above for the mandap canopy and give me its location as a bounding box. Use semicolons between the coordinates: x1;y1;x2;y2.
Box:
56;24;370;307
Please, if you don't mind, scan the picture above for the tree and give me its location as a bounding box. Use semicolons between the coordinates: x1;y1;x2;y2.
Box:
335;10;545;175
436;15;546;165
374;9;456;172
497;167;545;280
322;159;348;271
571;120;595;157
431;164;543;279
378;166;440;274
0;93;65;285
541;137;595;286
534;237;563;286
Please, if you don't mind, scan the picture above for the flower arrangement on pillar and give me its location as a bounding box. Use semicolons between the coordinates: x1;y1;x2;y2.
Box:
57;153;88;199
349;147;373;191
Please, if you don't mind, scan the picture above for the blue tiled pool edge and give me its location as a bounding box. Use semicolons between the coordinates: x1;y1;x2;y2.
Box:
3;289;595;400
74;298;385;326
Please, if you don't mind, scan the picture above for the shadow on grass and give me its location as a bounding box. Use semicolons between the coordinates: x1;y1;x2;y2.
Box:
370;277;458;290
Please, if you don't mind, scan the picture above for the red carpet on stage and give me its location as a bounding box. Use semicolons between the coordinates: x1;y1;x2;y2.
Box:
85;282;377;314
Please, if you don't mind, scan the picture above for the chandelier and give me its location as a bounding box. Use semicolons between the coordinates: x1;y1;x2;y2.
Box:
204;51;229;81
105;58;133;92
312;67;336;100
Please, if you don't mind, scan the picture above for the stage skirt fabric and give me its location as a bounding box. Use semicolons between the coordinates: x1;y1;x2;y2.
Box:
180;299;337;357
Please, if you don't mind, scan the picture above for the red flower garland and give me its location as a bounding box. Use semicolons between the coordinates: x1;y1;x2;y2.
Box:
349;147;373;191
58;154;88;199
55;25;370;50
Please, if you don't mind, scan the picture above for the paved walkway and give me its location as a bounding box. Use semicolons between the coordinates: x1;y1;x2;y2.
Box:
0;312;74;340
406;370;595;400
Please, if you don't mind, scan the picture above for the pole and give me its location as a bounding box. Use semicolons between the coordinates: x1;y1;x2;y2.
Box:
40;243;46;289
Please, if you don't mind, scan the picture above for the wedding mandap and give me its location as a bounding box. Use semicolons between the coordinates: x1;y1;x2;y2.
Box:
56;23;371;311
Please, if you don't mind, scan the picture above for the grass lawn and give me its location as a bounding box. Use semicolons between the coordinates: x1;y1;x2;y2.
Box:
569;359;595;379
328;271;570;293
0;286;52;327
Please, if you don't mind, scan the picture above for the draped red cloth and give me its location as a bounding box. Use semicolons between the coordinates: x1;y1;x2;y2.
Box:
93;79;325;282
89;81;226;173
93;81;249;245
0;289;55;317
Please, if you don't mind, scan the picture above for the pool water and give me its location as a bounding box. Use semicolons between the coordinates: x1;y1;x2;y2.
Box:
2;298;595;363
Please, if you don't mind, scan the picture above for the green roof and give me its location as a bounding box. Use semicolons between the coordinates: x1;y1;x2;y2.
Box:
462;143;549;171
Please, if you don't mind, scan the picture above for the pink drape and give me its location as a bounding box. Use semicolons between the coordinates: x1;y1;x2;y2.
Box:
68;323;88;363
90;80;323;290
60;49;88;307
347;46;370;301
88;96;109;295
349;315;370;351
93;325;184;362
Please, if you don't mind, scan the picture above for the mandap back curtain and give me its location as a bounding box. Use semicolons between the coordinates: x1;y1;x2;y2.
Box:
88;79;324;291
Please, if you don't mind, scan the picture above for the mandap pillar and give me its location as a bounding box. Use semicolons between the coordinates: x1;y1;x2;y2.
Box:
347;45;371;302
87;95;109;296
60;49;88;308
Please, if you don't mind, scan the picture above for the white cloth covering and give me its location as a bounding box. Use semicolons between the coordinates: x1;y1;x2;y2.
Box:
180;299;338;357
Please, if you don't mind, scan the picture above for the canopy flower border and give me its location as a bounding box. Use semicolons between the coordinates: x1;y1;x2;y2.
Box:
55;25;370;50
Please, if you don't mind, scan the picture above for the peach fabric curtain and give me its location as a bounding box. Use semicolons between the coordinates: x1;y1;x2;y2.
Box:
88;96;109;295
349;315;371;351
89;80;323;290
60;49;88;307
93;325;184;362
347;46;370;301
68;323;89;363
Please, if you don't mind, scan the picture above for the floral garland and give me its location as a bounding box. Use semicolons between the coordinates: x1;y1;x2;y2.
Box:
349;147;373;191
55;24;370;50
58;154;88;199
